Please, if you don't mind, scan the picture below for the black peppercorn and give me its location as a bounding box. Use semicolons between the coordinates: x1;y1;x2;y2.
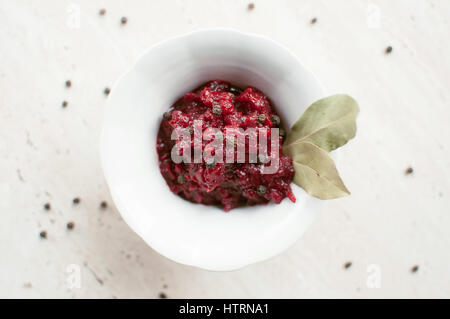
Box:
159;292;167;299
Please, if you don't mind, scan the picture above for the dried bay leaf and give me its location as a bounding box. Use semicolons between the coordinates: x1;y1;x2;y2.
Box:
284;141;350;199
283;94;359;152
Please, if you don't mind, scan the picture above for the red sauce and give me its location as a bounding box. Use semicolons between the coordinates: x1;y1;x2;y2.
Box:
157;80;295;211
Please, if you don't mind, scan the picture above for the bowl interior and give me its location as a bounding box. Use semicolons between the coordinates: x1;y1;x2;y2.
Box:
101;30;325;271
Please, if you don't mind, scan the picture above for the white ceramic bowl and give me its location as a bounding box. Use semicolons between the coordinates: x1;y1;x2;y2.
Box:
100;29;325;271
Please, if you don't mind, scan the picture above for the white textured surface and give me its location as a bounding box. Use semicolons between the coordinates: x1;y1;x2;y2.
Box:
0;0;449;298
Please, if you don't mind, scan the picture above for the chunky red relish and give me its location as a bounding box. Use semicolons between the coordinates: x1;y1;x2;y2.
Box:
156;80;296;211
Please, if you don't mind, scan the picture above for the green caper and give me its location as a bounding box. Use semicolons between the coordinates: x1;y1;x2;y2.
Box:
270;115;280;126
257;114;266;123
256;185;267;196
163;111;172;121
229;87;241;95
212;105;222;115
205;159;216;169
177;175;186;184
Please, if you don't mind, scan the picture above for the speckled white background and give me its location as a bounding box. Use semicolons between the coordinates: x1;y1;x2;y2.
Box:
0;0;449;298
